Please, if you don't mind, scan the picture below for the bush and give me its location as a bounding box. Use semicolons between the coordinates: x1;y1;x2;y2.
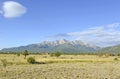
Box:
43;56;47;58
117;53;120;56
27;57;36;64
50;51;61;57
17;53;20;56
50;53;54;57
54;51;61;57
114;58;118;61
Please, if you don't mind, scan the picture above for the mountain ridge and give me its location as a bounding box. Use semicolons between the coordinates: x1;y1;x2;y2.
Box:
0;39;100;53
99;44;120;53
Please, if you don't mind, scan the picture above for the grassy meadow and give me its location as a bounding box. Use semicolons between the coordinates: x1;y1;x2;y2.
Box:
0;54;120;79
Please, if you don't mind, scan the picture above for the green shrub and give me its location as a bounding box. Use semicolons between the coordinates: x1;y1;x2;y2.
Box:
50;51;61;57
117;53;120;56
43;56;47;58
50;53;54;57
27;57;36;64
114;58;118;61
54;51;61;57
17;53;20;56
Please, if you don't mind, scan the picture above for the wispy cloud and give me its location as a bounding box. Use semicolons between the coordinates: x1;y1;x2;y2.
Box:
107;23;120;29
47;23;120;47
1;1;27;18
46;33;70;38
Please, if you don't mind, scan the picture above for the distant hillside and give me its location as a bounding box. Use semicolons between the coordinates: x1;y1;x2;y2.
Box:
0;39;100;53
99;44;120;53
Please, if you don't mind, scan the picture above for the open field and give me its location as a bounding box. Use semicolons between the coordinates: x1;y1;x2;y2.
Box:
0;54;120;79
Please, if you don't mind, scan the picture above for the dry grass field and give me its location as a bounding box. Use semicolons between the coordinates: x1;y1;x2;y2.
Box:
0;54;120;79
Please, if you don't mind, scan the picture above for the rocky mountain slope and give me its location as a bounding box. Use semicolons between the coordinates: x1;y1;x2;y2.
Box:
0;39;100;53
99;44;120;53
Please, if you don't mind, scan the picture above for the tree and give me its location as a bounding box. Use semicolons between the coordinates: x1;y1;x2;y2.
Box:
22;50;29;59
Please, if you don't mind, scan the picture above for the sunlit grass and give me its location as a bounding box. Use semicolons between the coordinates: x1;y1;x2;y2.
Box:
0;54;118;65
0;54;120;79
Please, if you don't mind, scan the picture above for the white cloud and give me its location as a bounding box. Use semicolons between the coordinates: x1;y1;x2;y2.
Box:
48;23;120;47
68;23;120;47
67;27;104;36
1;1;26;18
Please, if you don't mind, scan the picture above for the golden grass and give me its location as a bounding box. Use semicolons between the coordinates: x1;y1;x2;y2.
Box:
0;54;118;64
0;54;120;79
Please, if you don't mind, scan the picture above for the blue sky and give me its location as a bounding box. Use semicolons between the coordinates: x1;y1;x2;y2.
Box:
0;0;120;49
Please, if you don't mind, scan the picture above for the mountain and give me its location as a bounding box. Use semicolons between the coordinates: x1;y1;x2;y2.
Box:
0;39;100;53
99;44;120;54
